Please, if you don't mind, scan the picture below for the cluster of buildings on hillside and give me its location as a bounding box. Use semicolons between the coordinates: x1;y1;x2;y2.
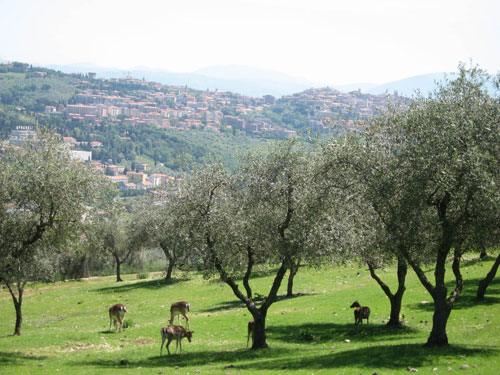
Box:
99;162;183;192
42;75;399;139
44;76;298;139
3;126;179;194
278;87;401;134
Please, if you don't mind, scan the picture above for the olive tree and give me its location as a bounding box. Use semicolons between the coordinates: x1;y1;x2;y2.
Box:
130;198;192;281
92;205;138;282
0;130;110;335
318;135;411;327
365;65;500;346
176;142;355;349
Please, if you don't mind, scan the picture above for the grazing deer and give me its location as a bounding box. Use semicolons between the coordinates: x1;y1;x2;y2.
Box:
160;325;193;356
109;304;127;332
350;301;370;325
169;301;190;329
246;319;255;349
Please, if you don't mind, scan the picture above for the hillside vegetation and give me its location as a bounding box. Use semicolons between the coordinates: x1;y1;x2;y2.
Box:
0;258;499;375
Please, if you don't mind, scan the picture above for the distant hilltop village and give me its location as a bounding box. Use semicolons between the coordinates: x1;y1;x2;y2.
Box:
0;62;403;194
43;75;299;139
35;70;399;139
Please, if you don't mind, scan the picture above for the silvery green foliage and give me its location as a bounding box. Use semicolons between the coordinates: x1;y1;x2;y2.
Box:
176;140;358;284
173;142;362;348
174;162;235;275
0;129;111;283
130;196;194;274
373;64;500;260
0;129;112;334
359;64;500;345
91;201;142;281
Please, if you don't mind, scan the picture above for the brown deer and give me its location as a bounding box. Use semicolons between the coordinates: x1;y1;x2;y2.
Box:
350;301;370;325
169;301;190;329
109;304;127;332
246;319;255;349
160;325;193;356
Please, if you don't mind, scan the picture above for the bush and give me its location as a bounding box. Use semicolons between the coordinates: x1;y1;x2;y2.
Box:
122;319;133;329
136;272;149;280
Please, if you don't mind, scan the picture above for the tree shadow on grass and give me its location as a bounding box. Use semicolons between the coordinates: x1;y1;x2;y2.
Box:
461;254;498;268
67;343;497;372
236;343;497;371
0;351;47;366
95;277;190;294
408;277;500;312
267;322;419;344
206;268;284;285
200;292;315;313
68;347;292;369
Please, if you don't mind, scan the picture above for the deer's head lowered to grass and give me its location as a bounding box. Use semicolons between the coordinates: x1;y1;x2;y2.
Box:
160;325;193;356
169;301;190;329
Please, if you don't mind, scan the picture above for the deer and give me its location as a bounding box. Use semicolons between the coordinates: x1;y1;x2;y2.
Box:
246;319;255;349
169;301;190;329
350;301;370;325
160;325;193;356
109;303;127;332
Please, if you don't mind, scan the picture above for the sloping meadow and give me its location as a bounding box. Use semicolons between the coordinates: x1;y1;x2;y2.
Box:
1;257;499;375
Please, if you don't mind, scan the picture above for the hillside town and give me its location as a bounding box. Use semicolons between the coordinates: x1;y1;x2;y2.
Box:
42;73;398;138
1;63;401;194
3;125;183;194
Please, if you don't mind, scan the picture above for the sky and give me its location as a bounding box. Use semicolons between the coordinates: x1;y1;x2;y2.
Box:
0;0;499;85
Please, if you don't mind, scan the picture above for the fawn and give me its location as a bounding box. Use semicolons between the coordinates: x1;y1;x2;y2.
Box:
160;325;193;355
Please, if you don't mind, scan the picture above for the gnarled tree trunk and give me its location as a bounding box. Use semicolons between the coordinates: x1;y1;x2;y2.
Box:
4;280;25;336
286;259;300;297
114;254;123;282
426;285;452;346
423;244;462;347
477;252;500;300
166;261;174;281
367;257;407;327
250;313;268;349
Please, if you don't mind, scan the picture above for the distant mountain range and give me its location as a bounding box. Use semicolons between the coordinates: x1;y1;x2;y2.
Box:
45;63;314;98
1;58;453;98
337;73;455;97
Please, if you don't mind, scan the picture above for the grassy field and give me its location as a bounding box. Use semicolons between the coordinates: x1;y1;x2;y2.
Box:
1;257;499;375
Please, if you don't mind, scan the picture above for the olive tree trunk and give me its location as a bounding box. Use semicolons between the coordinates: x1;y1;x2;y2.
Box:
4;280;25;336
406;243;463;347
367;257;407;327
286;259;300;297
114;254;123;282
477;252;500;300
166;261;174;281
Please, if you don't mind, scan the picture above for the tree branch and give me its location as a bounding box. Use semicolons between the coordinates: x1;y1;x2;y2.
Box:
243;246;254;299
447;246;464;305
367;262;394;299
261;259;287;312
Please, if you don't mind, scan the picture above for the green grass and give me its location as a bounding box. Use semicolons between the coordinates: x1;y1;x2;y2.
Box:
1;258;499;375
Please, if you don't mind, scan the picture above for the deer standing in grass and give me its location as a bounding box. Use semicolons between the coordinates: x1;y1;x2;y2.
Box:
109;304;127;332
350;301;370;325
169;301;190;329
160;325;193;356
246;319;255;349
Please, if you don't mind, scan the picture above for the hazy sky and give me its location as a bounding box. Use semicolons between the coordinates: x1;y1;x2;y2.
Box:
1;0;498;85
